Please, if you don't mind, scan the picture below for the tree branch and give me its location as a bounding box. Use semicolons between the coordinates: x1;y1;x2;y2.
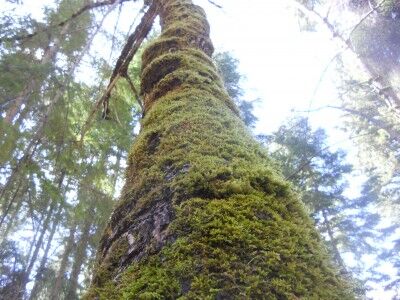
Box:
207;0;222;9
0;0;133;44
79;1;158;142
125;74;144;111
348;0;386;38
289;0;400;120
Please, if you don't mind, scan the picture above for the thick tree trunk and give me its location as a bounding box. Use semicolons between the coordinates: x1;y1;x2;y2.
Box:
88;0;354;298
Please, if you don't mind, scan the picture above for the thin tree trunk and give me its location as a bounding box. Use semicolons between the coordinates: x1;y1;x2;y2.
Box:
322;209;347;273
26;214;43;271
49;224;77;300
111;149;122;196
87;0;353;299
0;126;43;198
12;172;65;300
65;215;92;300
29;177;70;300
28;203;63;300
0;182;28;245
3;23;71;124
0;178;24;228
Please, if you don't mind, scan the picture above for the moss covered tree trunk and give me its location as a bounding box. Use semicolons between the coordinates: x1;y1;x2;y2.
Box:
88;0;354;298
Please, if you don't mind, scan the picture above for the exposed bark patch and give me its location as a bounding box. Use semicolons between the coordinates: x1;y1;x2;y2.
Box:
141;55;182;94
142;37;186;66
145;76;183;108
163;162;190;181
147;132;160;154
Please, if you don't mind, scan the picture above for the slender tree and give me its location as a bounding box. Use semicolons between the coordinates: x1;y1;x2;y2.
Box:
87;0;353;298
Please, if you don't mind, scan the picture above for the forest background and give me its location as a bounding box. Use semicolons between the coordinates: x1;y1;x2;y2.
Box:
0;0;399;299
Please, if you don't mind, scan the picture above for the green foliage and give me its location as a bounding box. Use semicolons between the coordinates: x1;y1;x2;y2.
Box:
0;0;144;298
293;1;400;295
214;52;257;128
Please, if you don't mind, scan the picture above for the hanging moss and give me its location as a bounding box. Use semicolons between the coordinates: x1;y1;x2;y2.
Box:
86;0;355;299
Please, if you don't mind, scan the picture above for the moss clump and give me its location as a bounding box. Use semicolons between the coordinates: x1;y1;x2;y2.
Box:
92;194;354;299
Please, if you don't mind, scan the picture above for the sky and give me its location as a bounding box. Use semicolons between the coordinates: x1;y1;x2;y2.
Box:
194;0;367;195
1;0;396;298
194;0;365;176
195;0;339;130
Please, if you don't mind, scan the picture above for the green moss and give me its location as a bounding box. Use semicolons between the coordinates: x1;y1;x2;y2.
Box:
92;194;353;299
142;37;187;66
87;0;355;298
90;84;353;298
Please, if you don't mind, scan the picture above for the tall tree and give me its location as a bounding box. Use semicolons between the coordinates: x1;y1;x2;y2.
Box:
0;1;142;298
87;0;353;298
291;2;400;295
214;51;257;128
265;117;383;295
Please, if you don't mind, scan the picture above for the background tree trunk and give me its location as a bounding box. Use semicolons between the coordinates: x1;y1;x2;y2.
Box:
50;224;77;300
87;0;354;298
65;218;92;300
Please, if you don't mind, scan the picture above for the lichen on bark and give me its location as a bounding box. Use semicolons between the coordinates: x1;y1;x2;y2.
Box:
86;0;354;299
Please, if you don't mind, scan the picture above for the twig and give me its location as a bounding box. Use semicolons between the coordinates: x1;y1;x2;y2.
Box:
348;0;386;38
306;50;345;120
207;0;222;8
125;74;144;111
108;2;124;63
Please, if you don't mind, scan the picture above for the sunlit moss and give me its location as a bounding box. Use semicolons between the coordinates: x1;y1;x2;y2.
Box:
87;0;354;298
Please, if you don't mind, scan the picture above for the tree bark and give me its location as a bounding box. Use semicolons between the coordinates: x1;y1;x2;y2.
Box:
88;0;354;299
